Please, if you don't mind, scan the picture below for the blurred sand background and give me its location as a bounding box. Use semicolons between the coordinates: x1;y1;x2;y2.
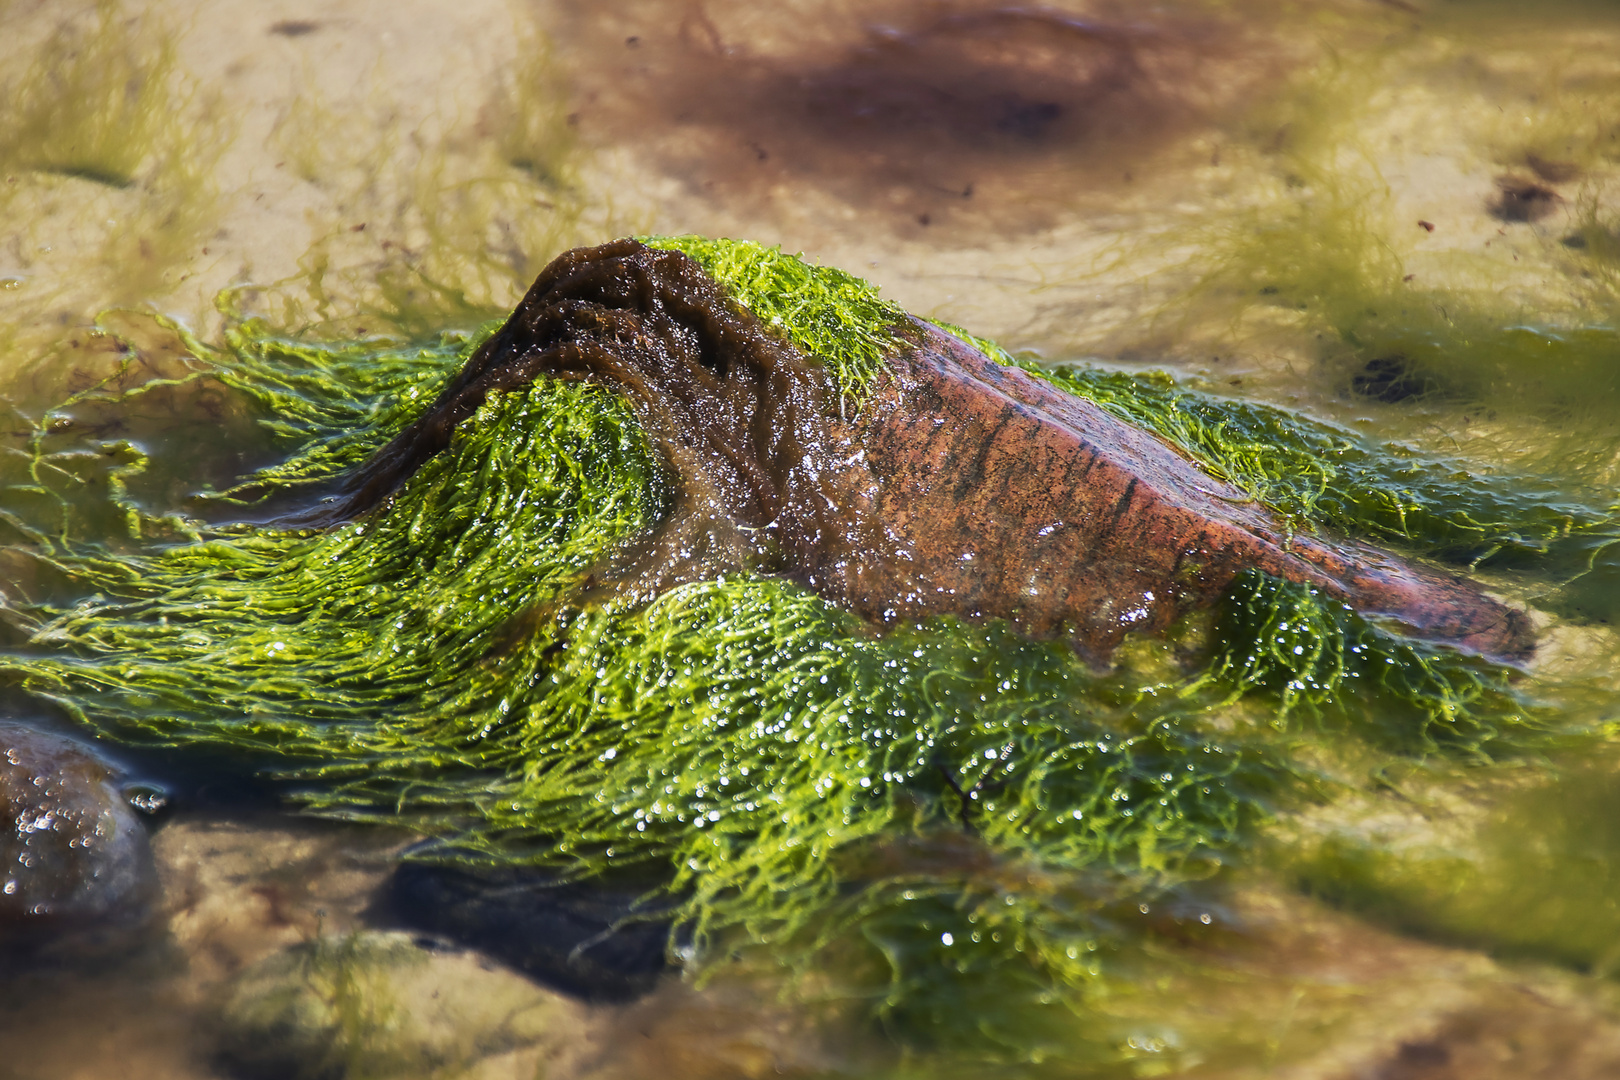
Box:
1;0;1616;398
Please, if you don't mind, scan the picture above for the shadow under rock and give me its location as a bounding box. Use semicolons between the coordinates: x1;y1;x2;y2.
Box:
381;861;675;1003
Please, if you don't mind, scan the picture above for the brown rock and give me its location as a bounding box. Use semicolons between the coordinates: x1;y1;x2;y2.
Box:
1;722;156;932
847;326;1530;660
340;239;1531;664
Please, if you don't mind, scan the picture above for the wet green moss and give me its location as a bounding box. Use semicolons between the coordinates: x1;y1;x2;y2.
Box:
0;241;1604;1066
641;235;907;400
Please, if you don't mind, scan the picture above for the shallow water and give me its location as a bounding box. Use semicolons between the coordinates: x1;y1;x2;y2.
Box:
4;0;1620;1077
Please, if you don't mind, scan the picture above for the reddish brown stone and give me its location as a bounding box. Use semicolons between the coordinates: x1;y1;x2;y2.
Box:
342;240;1532;663
842;325;1531;661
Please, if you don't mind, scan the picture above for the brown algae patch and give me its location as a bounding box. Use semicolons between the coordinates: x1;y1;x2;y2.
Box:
557;0;1298;237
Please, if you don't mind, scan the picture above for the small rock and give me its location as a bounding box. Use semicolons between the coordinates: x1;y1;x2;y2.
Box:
214;930;592;1080
0;722;156;936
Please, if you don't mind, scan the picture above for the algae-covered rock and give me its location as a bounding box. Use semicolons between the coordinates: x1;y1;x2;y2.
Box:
346;238;1531;663
215;931;590;1080
0;722;156;936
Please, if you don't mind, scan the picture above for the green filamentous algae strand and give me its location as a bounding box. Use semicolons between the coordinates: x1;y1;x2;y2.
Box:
2;238;1619;1072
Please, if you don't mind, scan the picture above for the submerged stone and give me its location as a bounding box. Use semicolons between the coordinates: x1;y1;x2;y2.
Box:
386;863;671;1003
214;930;587;1080
0;722;156;935
341;238;1532;664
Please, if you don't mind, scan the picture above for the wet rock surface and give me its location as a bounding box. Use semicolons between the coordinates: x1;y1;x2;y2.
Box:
9;816;1620;1080
0;722;156;937
346;239;1532;663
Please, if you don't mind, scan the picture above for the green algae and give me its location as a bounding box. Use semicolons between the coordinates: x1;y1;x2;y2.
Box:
1113;9;1620;478
0;321;1275;1070
0;239;1607;1068
0;0;180;190
250;17;581;341
1288;756;1620;975
0;0;226;353
641;235;907;401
